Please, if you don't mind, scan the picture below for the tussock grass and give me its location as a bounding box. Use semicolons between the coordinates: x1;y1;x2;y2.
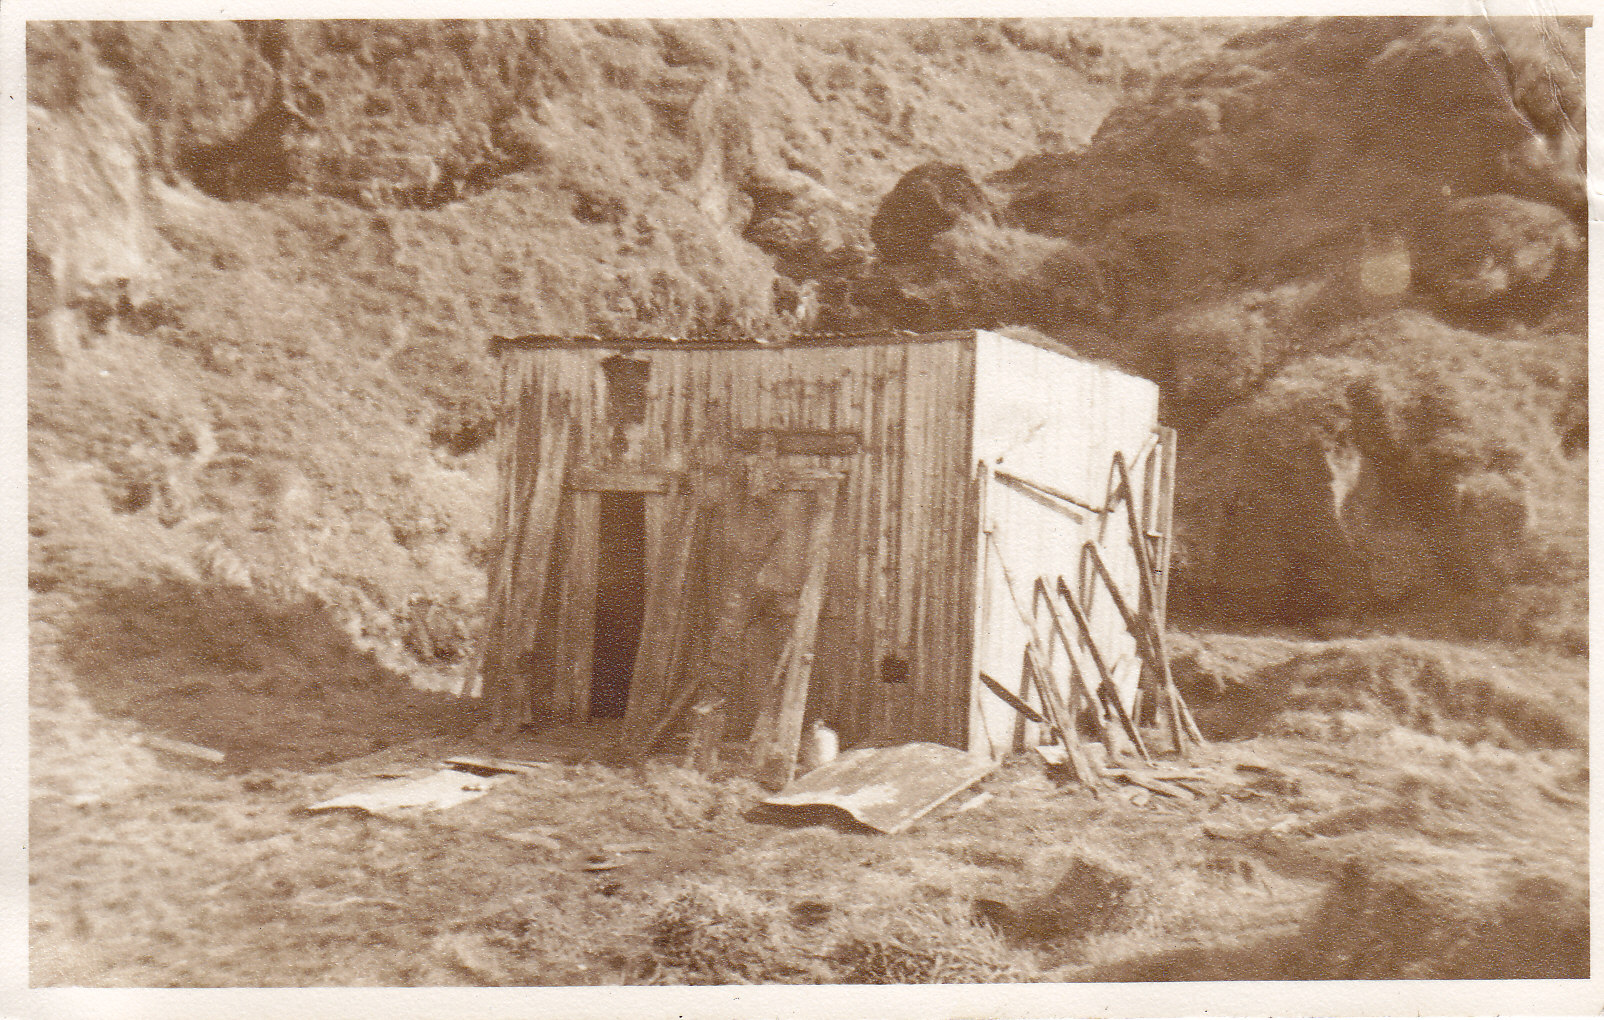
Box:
28;708;1587;985
1173;632;1585;751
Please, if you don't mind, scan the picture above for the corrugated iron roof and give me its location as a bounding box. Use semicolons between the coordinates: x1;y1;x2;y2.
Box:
488;328;979;352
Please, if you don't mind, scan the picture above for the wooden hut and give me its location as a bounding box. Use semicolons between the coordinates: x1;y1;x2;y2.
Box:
481;328;1178;769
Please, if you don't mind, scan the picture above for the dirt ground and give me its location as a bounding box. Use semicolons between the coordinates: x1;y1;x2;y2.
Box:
27;602;1588;990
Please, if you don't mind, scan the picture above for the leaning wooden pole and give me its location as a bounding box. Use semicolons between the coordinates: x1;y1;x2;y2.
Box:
1031;577;1115;748
1112;452;1205;752
1051;580;1152;766
1079;544;1200;754
1024;639;1095;786
753;477;841;789
983;530;1094;786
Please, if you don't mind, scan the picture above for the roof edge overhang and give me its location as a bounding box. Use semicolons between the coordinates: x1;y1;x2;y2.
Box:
489;328;979;354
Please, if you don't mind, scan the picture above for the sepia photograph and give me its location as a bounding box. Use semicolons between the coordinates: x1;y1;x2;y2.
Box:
9;5;1593;1013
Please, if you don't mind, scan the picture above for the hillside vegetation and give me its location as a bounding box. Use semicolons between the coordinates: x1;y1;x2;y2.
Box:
29;17;1585;677
26;17;1588;989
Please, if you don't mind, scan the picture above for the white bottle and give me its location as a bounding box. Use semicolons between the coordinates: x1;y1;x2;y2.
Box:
800;720;839;772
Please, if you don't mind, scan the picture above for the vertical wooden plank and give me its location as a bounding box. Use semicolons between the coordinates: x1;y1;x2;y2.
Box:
949;338;974;745
874;344;900;742
481;357;542;687
553;490;598;722
923;340;955;745
621;480;702;746
643;490;667;591
970;459;998;757
489;407;572;730
817;359;863;732
752;476;841;787
1156;425;1177;628
914;344;935;745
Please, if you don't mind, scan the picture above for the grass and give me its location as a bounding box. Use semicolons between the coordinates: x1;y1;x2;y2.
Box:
29;617;1589;985
56;578;477;770
1172;632;1586;751
28;724;1586;985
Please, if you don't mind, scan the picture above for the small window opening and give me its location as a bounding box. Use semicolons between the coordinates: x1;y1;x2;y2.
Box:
879;655;910;684
602;354;649;427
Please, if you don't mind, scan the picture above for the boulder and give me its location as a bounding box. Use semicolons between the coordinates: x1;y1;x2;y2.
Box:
869;161;990;264
740;169;852;279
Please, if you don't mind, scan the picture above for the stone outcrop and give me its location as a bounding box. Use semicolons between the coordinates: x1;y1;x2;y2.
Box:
869;161;991;264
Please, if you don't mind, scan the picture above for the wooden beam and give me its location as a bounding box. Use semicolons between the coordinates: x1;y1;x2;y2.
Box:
553;491;598;721
1051;579;1152;765
1024;638;1094;787
566;467;671;493
979;671;1045;725
980;529;1095;787
753;477;841;790
991;468;1100;518
733;428;863;457
1112;452;1204;752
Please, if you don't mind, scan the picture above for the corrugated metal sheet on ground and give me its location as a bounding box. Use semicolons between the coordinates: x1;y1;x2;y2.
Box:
761;742;997;834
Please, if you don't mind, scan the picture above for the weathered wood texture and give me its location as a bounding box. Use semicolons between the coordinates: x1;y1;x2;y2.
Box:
485;329;1161;757
968;331;1160;758
489;336;977;749
750;476;842;788
480;397;571;729
620;481;703;750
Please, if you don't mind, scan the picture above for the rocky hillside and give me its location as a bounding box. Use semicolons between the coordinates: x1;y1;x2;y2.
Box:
27;17;1586;717
25;18;1259;691
807;17;1587;646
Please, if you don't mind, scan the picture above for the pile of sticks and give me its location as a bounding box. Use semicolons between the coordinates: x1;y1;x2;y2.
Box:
985;436;1204;789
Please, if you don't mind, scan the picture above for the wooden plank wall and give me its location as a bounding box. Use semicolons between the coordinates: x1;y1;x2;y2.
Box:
486;338;978;749
968;331;1161;757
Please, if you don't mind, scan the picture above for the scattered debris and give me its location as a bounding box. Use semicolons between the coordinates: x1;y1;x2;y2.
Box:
1033;744;1067;767
307;767;505;816
138;733;226;764
443;755;548;776
1105;768;1196;801
761;742;997;835
499;829;564;852
601;842;655;855
955;791;994;813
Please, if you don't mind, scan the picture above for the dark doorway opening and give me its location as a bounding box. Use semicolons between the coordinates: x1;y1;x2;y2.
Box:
590;492;646;718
